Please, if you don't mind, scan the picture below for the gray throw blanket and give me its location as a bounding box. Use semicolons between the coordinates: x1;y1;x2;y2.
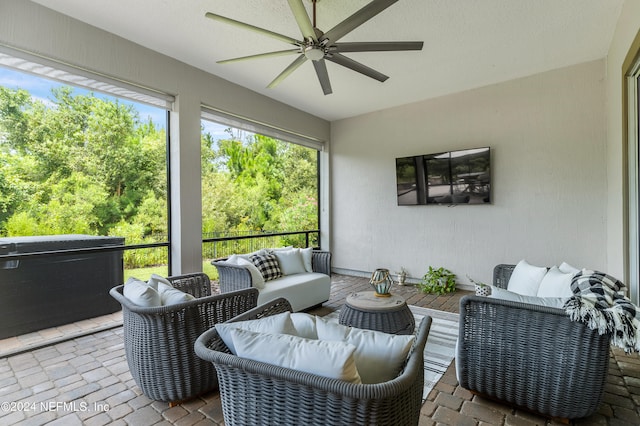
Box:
564;270;640;353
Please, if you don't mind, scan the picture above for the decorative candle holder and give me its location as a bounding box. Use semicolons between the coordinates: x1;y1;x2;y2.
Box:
370;268;393;297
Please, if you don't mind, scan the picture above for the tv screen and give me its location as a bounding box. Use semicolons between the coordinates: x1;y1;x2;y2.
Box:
396;147;490;205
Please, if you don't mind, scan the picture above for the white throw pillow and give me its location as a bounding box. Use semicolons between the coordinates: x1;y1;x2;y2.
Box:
147;273;173;288
275;249;306;276
315;317;415;384
234;249;268;261
157;282;196;306
559;261;580;275
215;311;295;353
123;277;161;307
269;246;294;252
300;247;314;273
237;257;266;290
230;328;362;384
536;266;574;298
148;274;197;306
507;260;547;296
290;313;318;339
490;286;567;308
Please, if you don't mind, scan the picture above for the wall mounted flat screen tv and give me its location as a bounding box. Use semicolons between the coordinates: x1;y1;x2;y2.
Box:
396;147;490;205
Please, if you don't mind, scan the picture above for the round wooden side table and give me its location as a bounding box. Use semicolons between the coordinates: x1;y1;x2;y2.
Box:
338;291;415;335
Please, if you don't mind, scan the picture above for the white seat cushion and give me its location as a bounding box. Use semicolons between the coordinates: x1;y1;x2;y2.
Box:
257;273;330;312
490;286;567;308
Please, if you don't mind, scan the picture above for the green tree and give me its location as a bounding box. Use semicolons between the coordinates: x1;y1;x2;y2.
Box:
201;129;318;237
0;85;167;238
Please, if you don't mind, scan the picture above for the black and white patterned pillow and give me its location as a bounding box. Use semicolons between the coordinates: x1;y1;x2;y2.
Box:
250;253;282;282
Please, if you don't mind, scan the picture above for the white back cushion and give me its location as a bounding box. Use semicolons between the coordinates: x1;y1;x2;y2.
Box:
315;318;414;384
123;277;161;307
559;261;580;274
157;282;196;306
147;273;172;288
300;247;314;272
215;311;294;353
230;328;362;384
290;312;318;339
536;266;574;298
275;249;306;275
507;259;547;296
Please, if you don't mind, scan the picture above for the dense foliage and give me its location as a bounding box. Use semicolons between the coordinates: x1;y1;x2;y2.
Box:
0;85;318;266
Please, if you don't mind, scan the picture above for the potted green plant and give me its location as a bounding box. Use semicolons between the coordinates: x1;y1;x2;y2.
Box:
467;275;491;296
419;266;456;294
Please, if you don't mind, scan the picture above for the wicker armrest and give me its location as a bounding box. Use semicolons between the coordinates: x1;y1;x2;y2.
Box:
311;250;331;275
492;264;516;289
211;260;253;293
458;294;610;419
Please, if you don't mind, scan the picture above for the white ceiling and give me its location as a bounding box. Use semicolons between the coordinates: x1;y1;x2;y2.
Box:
32;0;624;122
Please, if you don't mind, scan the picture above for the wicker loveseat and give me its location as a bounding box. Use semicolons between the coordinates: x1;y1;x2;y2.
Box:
194;298;432;426
110;273;259;405
212;249;332;311
457;264;611;420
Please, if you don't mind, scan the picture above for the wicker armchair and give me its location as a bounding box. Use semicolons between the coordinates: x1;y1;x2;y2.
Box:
457;264;611;420
109;273;258;405
194;298;432;426
212;249;331;293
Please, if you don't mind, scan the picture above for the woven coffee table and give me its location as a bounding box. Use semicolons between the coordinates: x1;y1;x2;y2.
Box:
338;291;415;335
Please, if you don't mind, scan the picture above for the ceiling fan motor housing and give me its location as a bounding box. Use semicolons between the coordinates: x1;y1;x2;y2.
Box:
304;45;325;61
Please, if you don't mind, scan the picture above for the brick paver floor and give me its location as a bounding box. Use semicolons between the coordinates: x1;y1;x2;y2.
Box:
0;273;638;425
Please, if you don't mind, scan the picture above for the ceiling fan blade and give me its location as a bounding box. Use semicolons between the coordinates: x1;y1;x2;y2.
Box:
333;41;424;52
312;60;332;95
326;53;388;82
205;12;300;46
321;0;398;44
217;49;300;64
267;55;308;88
287;0;316;41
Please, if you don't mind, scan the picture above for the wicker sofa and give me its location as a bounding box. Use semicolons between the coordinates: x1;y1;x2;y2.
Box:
194;298;432;426
457;264;611;420
109;273;259;405
211;249;331;311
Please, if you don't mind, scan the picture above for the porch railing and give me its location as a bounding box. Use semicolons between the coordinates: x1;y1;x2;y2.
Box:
201;230;320;260
0;230;320;272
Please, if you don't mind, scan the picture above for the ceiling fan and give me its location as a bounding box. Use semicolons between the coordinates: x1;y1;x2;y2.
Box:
205;0;424;95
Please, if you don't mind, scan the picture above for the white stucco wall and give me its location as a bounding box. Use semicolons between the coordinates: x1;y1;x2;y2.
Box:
330;60;607;287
